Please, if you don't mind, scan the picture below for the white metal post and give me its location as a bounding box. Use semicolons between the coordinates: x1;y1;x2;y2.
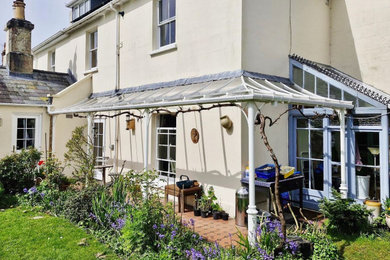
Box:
143;109;150;171
337;109;348;198
87;113;94;154
247;102;258;245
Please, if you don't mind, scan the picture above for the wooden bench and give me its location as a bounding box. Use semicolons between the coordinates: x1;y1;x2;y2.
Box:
164;184;201;213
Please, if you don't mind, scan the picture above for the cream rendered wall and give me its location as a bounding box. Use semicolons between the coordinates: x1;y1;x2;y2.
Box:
0;106;49;159
175;106;243;215
330;0;390;93
242;0;330;77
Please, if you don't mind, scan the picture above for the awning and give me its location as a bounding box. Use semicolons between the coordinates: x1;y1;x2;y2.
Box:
48;70;353;114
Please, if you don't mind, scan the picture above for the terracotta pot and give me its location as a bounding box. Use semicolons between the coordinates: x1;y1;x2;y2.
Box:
222;212;229;221
194;209;201;216
212;211;221;220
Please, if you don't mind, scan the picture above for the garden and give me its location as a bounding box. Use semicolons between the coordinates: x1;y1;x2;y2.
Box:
1;127;390;259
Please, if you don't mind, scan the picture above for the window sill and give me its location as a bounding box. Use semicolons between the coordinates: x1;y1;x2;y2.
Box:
84;67;98;76
150;43;177;56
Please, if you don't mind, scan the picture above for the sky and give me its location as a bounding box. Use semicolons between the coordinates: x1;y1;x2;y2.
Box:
0;0;70;49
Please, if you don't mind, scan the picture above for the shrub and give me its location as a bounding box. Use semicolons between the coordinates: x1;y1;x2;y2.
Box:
0;148;41;193
0;182;4;199
63;184;102;224
319;189;371;235
40;156;69;189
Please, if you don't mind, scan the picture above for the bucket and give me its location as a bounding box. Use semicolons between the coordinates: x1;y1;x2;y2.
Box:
365;200;381;223
356;175;370;200
235;186;249;227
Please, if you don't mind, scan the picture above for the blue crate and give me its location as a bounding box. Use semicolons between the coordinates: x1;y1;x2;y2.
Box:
255;164;276;179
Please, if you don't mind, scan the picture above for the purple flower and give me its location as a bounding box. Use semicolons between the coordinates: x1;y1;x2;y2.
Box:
192;234;197;239
170;223;174;228
171;230;177;239
28;186;38;194
189;218;195;226
288;240;299;255
23;188;28;193
115;218;125;230
160;224;165;229
199;235;203;241
40;193;45;198
49;201;54;206
89;212;96;219
158;233;165;239
152;224;158;229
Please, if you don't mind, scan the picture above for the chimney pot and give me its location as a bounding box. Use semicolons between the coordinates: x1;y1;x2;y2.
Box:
13;0;26;20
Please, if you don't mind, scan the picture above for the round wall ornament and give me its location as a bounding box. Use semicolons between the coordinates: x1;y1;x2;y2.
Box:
191;128;200;143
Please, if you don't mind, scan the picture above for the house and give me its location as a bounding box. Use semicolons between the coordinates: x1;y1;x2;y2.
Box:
31;0;390;242
0;0;74;160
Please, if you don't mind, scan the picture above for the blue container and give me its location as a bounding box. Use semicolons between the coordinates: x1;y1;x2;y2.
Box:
255;164;276;180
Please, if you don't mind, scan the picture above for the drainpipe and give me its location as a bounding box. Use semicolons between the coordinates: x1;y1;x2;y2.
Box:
337;109;348;198
143;109;150;171
109;3;124;174
247;102;258;245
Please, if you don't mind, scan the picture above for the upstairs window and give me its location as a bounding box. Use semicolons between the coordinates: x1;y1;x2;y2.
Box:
158;0;176;47
50;51;55;72
16;117;37;150
89;30;98;69
72;0;91;21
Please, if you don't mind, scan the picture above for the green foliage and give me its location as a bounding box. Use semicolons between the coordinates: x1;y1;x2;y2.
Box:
199;186;218;212
64;126;95;185
0;182;4;199
0;148;41;193
123;169;161;203
63;184;101;224
41;156;70;189
319;189;371;235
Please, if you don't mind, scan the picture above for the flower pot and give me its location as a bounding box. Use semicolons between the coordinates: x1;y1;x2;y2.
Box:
222;212;229;221
365;200;381;223
356;175;370;200
212;211;221;220
201;211;208;218
386;215;390;229
194;209;201;216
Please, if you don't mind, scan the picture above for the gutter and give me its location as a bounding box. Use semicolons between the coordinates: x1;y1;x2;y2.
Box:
33;0;129;54
0;103;47;107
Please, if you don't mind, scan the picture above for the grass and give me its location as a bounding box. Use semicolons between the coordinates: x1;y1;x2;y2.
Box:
333;232;390;260
0;208;118;260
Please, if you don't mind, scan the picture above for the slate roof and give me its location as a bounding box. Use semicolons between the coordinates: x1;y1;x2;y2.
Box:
290;54;390;106
0;66;74;105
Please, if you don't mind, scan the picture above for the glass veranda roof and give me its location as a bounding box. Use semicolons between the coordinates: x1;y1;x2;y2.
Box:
49;71;353;114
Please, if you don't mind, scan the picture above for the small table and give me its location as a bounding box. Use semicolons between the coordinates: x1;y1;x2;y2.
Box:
241;174;304;211
164;184;201;213
94;165;113;185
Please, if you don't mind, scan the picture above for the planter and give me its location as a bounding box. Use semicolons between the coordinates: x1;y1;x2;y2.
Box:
221;212;229;221
386;215;390;229
356;175;370;200
201;211;209;218
194;209;201;216
212;211;221;220
365;200;381;223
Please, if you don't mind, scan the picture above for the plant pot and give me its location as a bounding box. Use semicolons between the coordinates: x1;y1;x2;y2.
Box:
221;212;229;221
201;211;208;218
194;209;201;216
356;175;370;200
212;211;221;220
386;215;390;229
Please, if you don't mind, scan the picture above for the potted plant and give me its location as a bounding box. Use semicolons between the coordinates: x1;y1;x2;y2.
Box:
193;193;201;216
199;195;211;218
211;203;222;220
221;211;229;221
384;198;390;228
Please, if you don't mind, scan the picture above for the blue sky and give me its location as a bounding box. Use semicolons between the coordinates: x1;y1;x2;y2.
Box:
0;0;69;49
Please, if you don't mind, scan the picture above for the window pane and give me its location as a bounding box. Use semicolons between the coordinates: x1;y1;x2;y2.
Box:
331;164;341;191
169;0;176;18
91;50;97;68
160;24;169;47
358;98;373;107
18;118;26;128
297;159;309;188
297;129;308;158
304;72;315;93
80;2;85;15
159;0;169;22
17;129;24;139
331;131;340;162
169;147;175;160
292;66;303;87
27;119;35;128
343;91;356;105
158;146;167;159
169;134;176;145
329;85;342;100
311;161;324;190
159;160;169;172
158;134;167;145
311;130;323;159
297;118;308;128
26;129;35;139
355;132;379;166
86;0;90;12
310;118;323;129
26;140;34;148
170;21;176;44
17;140;24;150
316;78;328;97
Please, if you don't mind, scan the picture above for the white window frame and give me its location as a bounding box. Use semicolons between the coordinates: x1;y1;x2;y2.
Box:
89;30;98;69
12;114;42;152
158;0;176;48
72;0;91;20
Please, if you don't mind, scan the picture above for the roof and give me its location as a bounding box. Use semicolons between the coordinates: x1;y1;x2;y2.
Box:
290;54;390;106
49;70;353;115
0;67;74;106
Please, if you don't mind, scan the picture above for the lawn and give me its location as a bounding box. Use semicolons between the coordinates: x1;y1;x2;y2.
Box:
0;208;118;260
333;233;390;260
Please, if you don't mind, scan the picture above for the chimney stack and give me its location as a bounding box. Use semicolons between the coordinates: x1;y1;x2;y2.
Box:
5;0;34;75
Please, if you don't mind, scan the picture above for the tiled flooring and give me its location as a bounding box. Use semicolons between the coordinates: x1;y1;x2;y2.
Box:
178;211;248;248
